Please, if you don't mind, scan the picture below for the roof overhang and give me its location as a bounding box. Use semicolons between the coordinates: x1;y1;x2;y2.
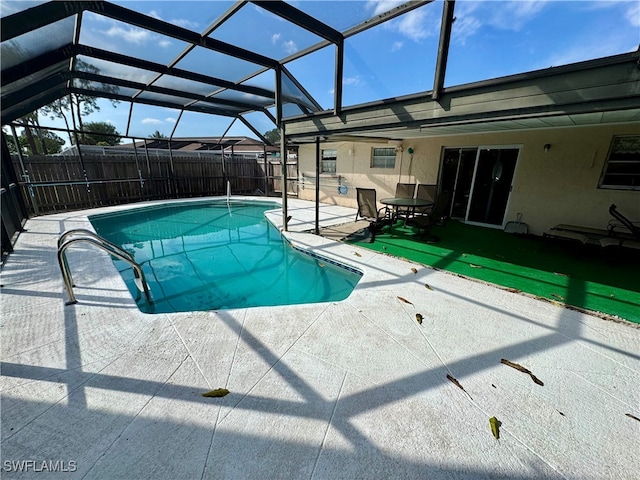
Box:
284;50;640;143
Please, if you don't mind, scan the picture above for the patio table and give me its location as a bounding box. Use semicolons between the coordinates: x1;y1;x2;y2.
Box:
380;197;433;223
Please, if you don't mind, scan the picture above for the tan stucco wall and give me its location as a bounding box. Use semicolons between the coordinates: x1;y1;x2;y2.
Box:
296;124;639;236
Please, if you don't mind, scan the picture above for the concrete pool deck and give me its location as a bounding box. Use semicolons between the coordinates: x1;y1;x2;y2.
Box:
1;197;639;479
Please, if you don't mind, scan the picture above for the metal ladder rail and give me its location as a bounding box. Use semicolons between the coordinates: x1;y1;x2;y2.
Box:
58;229;130;254
58;229;137;289
58;233;152;306
58;229;137;280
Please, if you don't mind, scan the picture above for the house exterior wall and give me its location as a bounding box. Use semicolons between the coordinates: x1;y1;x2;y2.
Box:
296;123;639;236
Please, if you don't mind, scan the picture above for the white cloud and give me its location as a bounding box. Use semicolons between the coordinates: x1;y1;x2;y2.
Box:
382;7;437;44
452;0;547;45
394;9;430;42
271;33;281;44
147;9;199;30
142;118;163;125
282;40;298;54
165;117;177;124
159;40;172;48
104;25;151;45
451;15;482;46
343;76;362;87
486;1;547;31
626;2;640;27
540;33;638;69
366;0;405;17
391;41;404;52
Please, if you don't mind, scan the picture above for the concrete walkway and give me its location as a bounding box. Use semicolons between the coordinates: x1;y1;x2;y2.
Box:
1;197;638;479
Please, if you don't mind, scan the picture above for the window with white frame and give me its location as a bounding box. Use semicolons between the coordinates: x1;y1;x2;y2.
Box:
371;147;396;168
599;135;640;190
321;149;337;173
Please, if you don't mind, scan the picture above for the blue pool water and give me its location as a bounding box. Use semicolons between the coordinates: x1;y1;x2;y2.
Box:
89;200;362;313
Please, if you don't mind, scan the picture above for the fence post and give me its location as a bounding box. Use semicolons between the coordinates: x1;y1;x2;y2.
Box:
10;125;39;215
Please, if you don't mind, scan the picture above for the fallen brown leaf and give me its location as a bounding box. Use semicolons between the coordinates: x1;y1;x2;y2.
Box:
411;267;418;274
397;296;413;305
202;388;230;398
416;313;423;325
447;374;473;399
424;283;434;291
500;359;544;386
447;374;464;391
489;416;501;439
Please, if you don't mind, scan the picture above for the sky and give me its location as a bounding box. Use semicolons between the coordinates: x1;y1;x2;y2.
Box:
2;0;639;146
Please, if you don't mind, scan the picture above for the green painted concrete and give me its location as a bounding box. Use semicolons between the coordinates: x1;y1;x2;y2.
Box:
348;220;640;324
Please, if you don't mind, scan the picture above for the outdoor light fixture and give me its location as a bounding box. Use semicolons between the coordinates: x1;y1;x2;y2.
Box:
544;144;551;152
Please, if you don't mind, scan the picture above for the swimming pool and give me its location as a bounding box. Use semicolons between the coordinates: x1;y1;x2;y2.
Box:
89;200;362;313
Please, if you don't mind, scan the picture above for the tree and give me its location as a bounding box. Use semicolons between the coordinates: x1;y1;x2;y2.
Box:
40;59;120;142
13;112;65;155
9;127;65;155
263;128;280;145
28;130;65;154
17;112;44;154
77;121;122;146
150;130;167;139
3;128;19;154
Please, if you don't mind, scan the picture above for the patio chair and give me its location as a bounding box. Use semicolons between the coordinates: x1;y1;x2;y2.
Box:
607;204;640;239
600;204;640;250
395;182;416;198
405;190;451;241
394;182;417;220
355;188;392;242
415;183;437;215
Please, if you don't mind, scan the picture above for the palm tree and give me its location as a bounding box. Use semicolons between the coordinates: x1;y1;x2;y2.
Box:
150;130;167;139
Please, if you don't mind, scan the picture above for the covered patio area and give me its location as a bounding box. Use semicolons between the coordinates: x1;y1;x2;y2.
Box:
341;219;640;324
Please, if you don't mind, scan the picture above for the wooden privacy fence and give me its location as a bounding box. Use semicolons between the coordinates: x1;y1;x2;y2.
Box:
12;153;298;215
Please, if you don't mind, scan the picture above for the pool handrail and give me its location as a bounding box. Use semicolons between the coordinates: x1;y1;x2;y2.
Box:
57;229;136;288
57;229;152;306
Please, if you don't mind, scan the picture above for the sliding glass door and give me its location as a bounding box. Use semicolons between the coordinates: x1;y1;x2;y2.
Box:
439;146;520;227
